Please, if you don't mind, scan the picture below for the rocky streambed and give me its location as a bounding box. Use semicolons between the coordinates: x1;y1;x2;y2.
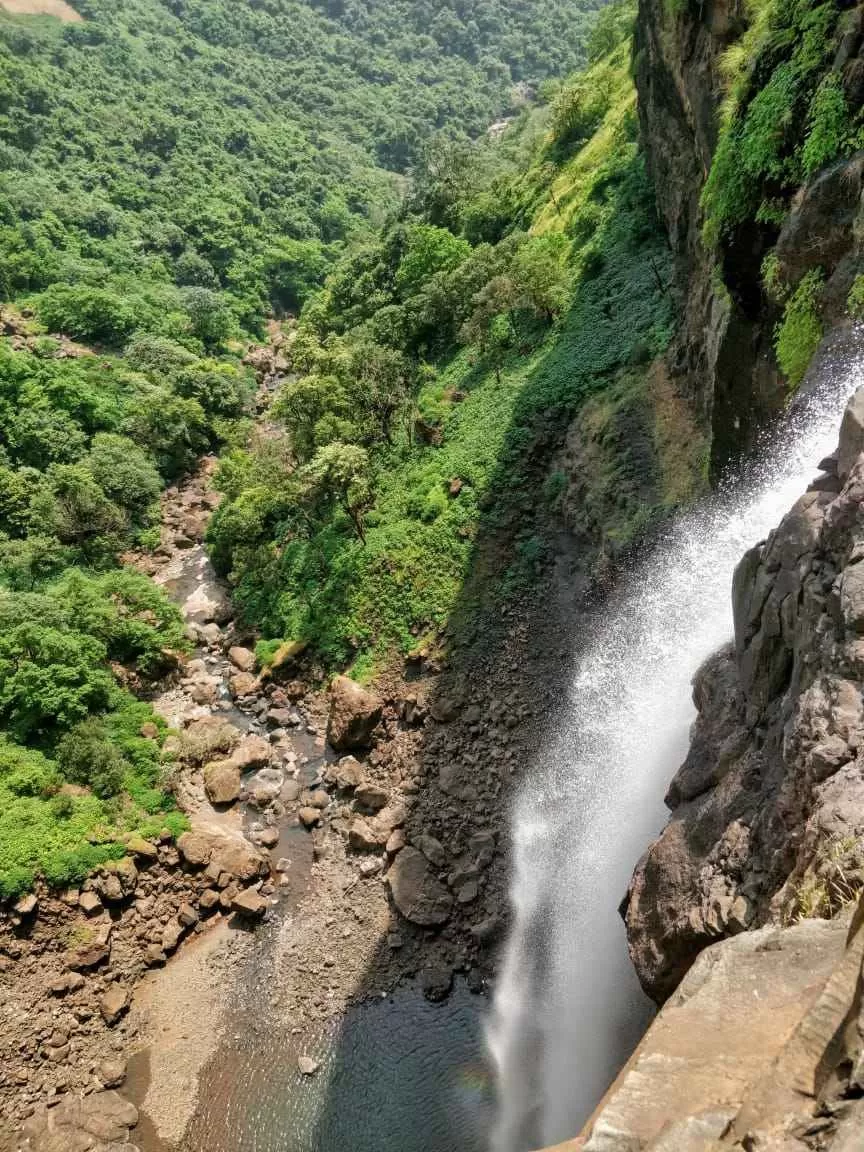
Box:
1;338;548;1149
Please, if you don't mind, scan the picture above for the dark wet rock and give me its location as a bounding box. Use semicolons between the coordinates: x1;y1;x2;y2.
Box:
327;676;383;750
387;847;453;926
625;391;864;1002
420;966;453;1002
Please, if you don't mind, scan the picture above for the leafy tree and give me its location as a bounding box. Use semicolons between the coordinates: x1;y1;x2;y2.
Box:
302;442;373;543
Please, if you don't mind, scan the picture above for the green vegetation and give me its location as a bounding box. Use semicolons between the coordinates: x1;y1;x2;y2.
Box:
0;0;603;335
0;0;611;896
775;269;823;387
209;17;687;676
702;0;863;246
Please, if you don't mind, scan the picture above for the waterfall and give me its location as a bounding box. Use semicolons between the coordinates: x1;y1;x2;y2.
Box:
488;335;864;1152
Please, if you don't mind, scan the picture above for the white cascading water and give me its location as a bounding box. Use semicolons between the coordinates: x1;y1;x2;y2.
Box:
488;335;864;1152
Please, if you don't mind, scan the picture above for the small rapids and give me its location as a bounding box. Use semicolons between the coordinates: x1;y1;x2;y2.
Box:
488;334;864;1152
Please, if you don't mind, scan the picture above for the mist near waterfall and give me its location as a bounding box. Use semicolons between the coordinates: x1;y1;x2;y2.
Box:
488;337;864;1152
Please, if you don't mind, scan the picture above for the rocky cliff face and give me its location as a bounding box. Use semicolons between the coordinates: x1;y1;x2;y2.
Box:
636;0;864;471
624;336;864;1004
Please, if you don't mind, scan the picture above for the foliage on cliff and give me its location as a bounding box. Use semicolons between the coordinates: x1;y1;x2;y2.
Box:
209;13;686;675
701;0;864;387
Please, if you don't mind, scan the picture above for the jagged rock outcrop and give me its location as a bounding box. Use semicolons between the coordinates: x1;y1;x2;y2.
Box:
625;377;864;1003
572;897;864;1152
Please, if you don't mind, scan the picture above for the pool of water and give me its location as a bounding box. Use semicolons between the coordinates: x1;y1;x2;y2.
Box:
186;981;492;1152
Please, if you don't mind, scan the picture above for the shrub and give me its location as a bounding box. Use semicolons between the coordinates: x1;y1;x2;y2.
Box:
57;719;128;798
35;284;139;344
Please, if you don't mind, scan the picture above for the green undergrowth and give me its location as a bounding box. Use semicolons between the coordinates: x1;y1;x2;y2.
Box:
210;21;684;677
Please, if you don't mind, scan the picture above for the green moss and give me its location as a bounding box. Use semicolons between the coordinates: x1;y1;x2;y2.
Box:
847;275;864;319
775;269;823;387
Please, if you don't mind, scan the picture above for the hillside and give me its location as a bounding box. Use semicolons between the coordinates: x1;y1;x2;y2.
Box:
0;0;605;901
208;0;703;677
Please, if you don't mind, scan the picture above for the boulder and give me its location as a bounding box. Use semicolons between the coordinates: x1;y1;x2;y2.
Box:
210;837;268;883
387;847;453;926
231;887;268;918
99;984;130;1026
354;782;389;811
78;891;102;916
327;676;383;750
185;579;233;625
125;833;159;861
228;645;257;672
13;892;37;917
298;806;322;828
298;1055;320;1075
838;387;864;481
325;755;364;790
203;760;242;805
230;671;258;698
231;733;273;770
416;833;447;868
98;1057;127;1088
177;830;215;868
348;817;386;852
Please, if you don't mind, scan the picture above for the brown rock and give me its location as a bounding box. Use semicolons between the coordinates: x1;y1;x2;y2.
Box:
231;733;273;770
99;1057;127;1088
199;888;220;911
229;645;257;672
204;760;242;805
257;826;280;848
125;833;159;861
298;806;322;828
99;984;130;1025
326;755;364;790
387;847;453;926
230;671;258;698
13;892;37;917
178;903;199;927
231;887;269;918
348;817;386;852
327;676;383;750
161;921;183;953
140;721;160;739
178;830;215;868
355;782;389;811
386;828;407;855
78;890;102;916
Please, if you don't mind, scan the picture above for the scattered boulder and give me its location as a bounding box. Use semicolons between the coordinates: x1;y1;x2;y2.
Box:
421;966;453;1002
99;984;130;1026
203;760;242;805
13;892;37;917
416;833;448;868
230;671;258;698
228;645;257;672
348;817;386;852
355;782;389;811
387;847;453;926
99;1057;127;1088
298;1055;320;1075
325;755;364;790
231;733;273;770
298;806;322;828
327;676;383;750
231;887;269;918
125;833;159;861
78;891;102;916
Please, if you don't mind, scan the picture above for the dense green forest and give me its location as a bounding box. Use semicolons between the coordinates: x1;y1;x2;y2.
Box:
208;0;685;676
0;0;607;897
